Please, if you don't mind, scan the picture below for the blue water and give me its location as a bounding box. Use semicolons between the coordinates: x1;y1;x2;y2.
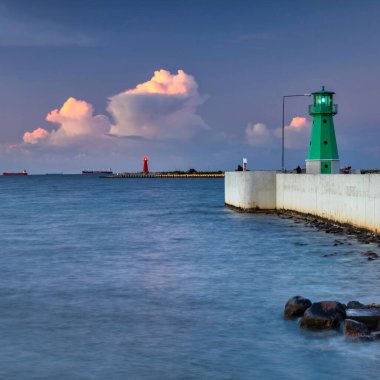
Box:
0;176;379;379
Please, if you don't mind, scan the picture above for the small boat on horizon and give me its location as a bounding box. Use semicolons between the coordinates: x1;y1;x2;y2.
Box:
82;169;113;175
3;170;28;176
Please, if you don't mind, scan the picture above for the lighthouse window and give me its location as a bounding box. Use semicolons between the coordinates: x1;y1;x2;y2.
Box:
323;119;327;123
321;97;326;103
324;140;328;144
324;164;328;168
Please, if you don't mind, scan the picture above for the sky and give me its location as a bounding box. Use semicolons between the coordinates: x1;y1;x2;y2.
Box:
0;0;379;173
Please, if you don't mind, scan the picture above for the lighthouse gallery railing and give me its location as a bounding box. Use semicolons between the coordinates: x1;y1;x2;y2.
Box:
308;104;338;115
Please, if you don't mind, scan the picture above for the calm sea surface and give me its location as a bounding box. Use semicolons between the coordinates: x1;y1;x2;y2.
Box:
0;175;379;379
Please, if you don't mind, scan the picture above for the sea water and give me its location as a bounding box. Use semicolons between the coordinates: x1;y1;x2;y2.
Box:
0;175;379;379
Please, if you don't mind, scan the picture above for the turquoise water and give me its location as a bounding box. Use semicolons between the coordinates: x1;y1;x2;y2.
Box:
0;176;379;379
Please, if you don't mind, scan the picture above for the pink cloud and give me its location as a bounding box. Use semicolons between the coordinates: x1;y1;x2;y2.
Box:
23;97;111;146
19;69;208;154
281;117;311;149
126;69;196;96
46;97;110;138
272;117;311;149
108;69;208;139
47;97;92;122
246;116;312;149
23;127;50;144
289;116;308;128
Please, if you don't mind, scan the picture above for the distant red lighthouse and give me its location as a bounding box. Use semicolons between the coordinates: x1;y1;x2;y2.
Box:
143;156;149;173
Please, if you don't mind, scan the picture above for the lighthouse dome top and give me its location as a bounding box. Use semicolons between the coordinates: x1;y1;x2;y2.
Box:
312;85;335;95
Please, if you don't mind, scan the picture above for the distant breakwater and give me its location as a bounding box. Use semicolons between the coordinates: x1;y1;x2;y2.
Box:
101;172;224;179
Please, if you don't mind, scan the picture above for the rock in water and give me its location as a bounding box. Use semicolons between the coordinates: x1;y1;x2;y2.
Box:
346;308;380;330
300;301;346;330
343;319;370;337
346;301;365;309
284;296;312;319
367;303;380;308
361;251;379;259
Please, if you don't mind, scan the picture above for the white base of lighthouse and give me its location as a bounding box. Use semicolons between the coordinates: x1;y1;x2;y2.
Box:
306;159;340;174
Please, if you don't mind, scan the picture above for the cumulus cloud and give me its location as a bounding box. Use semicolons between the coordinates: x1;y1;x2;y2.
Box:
274;116;311;149
108;69;208;139
23;127;50;144
245;122;273;147
19;69;207;158
289;116;310;128
246;117;312;149
23;97;111;146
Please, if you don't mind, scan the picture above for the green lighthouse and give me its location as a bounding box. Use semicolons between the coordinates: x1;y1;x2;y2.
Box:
306;86;340;174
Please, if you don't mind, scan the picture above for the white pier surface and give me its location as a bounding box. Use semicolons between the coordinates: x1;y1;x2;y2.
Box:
225;171;380;233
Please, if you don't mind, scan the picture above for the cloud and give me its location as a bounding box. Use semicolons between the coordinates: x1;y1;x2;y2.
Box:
22;70;208;150
246;117;311;149
245;122;273;147
23;97;111;146
17;69;208;166
23;127;50;144
46;97;110;139
108;69;208;139
274;117;311;149
288;116;310;128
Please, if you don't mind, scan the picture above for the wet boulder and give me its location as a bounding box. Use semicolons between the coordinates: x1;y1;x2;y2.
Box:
300;301;346;330
352;335;375;343
284;296;312;319
346;301;365;309
346;307;380;330
367;303;380;308
343;319;370;337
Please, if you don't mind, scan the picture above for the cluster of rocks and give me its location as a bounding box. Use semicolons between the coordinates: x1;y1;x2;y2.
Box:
276;210;380;246
321;249;379;260
284;296;380;342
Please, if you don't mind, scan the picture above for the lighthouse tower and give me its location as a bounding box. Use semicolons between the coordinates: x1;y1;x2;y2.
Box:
143;156;149;173
306;86;340;174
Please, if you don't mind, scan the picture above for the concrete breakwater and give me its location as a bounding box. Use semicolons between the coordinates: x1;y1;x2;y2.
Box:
102;172;224;178
225;171;380;234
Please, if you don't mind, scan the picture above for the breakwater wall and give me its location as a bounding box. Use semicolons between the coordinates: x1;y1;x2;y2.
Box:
225;172;380;233
224;171;276;210
102;172;224;179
